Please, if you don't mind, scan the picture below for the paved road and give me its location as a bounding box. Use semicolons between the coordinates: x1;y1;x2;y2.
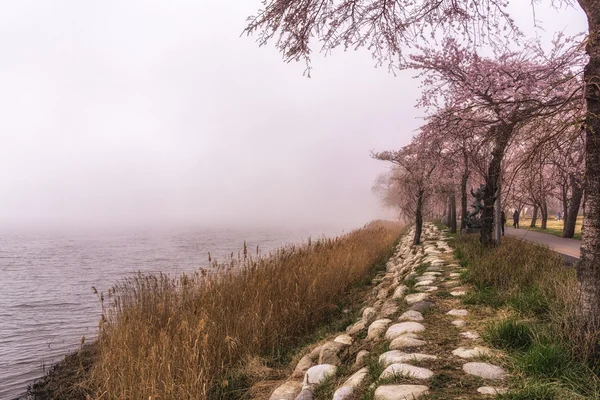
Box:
504;226;581;264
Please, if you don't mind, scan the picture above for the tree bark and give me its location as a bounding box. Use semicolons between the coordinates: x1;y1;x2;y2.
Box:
564;174;584;238
460;151;469;231
450;192;457;234
530;204;539;228
480;126;510;247
414;188;424;245
540;197;548;230
562;183;569;234
576;0;600;340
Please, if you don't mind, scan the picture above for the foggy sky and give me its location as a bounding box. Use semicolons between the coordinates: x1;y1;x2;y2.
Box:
0;1;586;231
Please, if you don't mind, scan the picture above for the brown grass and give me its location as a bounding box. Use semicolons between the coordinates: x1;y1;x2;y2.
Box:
83;221;402;400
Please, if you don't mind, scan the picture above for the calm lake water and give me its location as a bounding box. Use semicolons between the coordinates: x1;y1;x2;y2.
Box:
0;226;340;399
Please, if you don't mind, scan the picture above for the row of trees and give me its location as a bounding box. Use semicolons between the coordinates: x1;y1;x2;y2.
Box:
244;0;600;352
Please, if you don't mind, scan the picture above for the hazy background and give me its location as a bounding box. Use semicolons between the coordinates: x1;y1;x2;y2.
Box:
0;0;586;232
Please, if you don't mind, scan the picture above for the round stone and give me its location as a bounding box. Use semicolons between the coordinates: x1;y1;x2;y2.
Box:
410;301;435;312
385;322;426;340
477;386;508;395
380;363;435;380
405;293;430;304
379;351;437;367
392;285;409;299
269;381;303;400
334;334;353;345
452;347;493;358
460;331;481;340
463;362;507;380
451;319;466;327
446;309;469;317
374;385;429;400
398;310;424;321
303;364;338;388
415;280;435;286
367;319;392;340
451;290;467;296
390;334;427;349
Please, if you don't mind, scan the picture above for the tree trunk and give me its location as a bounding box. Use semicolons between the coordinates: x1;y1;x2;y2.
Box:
414;188;424;245
576;0;600;342
450;192;457;234
530;204;539;228
564;174;584;238
540;197;548;230
562;182;569;234
480;126;510;247
494;171;502;244
460;152;469;231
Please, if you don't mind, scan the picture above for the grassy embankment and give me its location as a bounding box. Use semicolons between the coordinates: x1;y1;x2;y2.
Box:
30;221;403;400
512;216;583;240
451;233;600;399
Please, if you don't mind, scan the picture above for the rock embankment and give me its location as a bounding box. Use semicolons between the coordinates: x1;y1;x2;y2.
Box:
266;223;509;400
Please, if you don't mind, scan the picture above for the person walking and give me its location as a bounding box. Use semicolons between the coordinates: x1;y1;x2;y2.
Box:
513;209;520;229
501;211;507;236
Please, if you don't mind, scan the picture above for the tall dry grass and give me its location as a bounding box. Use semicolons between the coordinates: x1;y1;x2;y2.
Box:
87;221;402;399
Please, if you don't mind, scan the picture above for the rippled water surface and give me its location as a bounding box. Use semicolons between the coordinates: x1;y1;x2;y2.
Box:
0;227;332;399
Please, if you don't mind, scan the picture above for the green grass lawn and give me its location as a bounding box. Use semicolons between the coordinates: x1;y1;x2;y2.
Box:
509;216;583;240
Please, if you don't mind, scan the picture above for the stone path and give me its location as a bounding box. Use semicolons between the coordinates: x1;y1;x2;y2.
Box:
268;224;509;400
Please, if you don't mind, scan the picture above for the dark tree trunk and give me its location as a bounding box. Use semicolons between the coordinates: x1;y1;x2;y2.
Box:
577;0;600;341
564;174;584;238
460;152;469;231
562;183;569;234
530;204;539;228
450;192;457;233
480;126;510;247
540;197;548;230
414;188;424;245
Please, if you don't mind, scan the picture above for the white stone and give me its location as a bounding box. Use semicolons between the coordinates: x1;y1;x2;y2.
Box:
366;319;392;340
292;354;314;378
377;287;390;300
334;334;353;345
416;276;435;282
346;320;367;335
446;309;469;317
390;334;427;349
374;385;429;400
380;363;435;380
460;331;481;340
451;290;467;297
463;362;507;380
385;322;426;341
477;386;508;395
380;300;399;318
449;273;461;278
362;307;377;322
379;351;437;367
452;347;493;359
405;293;430;304
398;310;424;322
422;272;442;277
392;285;409;299
415;280;434;287
415;286;438;292
332;368;368;400
451;320;466;328
302;364;338;389
269;381;303;400
354;350;370;368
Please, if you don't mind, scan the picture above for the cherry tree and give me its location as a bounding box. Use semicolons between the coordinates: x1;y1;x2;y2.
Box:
245;0;600;337
410;37;584;245
372;133;447;244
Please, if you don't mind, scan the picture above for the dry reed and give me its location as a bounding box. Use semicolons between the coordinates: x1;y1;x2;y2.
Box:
87;221;402;399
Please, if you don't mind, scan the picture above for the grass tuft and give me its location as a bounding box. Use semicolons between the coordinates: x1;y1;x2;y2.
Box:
483;319;533;351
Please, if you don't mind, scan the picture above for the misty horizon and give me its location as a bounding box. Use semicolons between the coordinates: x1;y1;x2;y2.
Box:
0;1;584;232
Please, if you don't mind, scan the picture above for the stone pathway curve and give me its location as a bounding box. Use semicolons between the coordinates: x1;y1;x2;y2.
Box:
268;224;509;400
